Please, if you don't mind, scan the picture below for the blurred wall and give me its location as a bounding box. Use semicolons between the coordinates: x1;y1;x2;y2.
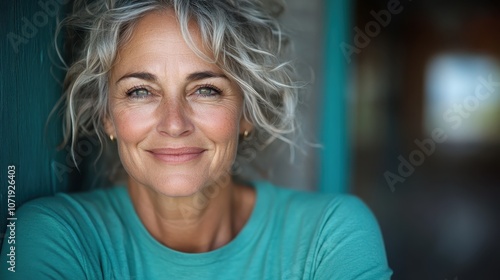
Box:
238;0;329;191
350;0;500;279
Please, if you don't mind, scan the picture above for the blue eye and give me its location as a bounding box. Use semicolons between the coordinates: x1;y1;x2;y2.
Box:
126;87;150;99
195;86;221;97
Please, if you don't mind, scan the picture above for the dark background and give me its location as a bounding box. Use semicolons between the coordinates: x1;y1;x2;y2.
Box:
351;0;500;279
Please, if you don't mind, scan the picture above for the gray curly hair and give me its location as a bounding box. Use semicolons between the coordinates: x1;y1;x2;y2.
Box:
57;0;300;173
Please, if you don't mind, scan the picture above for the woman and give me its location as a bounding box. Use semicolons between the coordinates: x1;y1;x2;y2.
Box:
1;0;391;279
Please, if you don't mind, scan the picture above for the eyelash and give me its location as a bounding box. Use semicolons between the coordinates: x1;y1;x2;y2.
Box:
125;85;151;99
124;84;222;99
194;84;222;97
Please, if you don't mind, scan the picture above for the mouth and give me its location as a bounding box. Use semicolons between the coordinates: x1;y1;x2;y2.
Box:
147;147;206;164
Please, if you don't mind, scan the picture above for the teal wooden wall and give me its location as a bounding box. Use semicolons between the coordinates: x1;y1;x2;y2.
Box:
319;0;352;193
0;1;69;245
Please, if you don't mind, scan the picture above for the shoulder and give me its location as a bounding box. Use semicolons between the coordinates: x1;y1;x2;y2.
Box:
256;181;371;222
319;194;381;232
255;181;382;244
10;186;128;244
313;195;392;279
255;182;392;279
16;186;125;221
0;187;127;279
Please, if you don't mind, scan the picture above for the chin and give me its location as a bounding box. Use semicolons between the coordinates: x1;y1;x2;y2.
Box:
149;175;207;197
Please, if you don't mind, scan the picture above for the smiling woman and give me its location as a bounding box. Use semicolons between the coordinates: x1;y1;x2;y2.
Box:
0;0;391;279
106;11;247;201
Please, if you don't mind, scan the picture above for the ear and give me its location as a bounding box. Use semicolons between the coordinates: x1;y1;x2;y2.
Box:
239;115;253;135
103;113;116;139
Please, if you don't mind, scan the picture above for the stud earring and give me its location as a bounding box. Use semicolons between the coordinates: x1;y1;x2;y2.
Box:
110;135;114;141
243;130;250;139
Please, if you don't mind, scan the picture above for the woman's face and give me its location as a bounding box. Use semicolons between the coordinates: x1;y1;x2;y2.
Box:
105;10;247;196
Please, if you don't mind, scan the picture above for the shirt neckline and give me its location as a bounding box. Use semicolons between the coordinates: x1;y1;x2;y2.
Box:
118;181;272;266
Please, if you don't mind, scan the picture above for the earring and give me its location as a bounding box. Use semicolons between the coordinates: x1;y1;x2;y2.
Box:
110;135;114;141
243;130;250;139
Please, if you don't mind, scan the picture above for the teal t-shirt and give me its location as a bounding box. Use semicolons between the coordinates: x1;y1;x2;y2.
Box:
1;181;392;279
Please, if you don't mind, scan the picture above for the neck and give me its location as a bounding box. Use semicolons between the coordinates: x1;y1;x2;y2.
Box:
127;176;255;253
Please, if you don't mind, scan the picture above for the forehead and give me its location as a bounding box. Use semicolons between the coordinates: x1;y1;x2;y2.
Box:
111;10;217;78
125;9;198;49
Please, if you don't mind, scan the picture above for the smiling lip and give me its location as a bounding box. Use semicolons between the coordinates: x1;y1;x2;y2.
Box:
147;147;206;163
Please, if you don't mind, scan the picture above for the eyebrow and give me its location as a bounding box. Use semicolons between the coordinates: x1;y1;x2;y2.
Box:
186;71;228;81
115;71;228;85
115;72;157;85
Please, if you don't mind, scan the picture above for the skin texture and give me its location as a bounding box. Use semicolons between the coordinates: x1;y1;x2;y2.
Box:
104;9;256;253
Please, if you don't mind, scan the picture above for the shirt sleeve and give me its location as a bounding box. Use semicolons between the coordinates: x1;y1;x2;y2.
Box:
0;199;90;279
313;195;392;280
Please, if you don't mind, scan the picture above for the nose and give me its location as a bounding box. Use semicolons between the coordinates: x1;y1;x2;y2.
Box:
156;99;194;138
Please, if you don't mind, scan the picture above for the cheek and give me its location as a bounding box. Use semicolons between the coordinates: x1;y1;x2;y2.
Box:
195;104;242;144
112;104;156;142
